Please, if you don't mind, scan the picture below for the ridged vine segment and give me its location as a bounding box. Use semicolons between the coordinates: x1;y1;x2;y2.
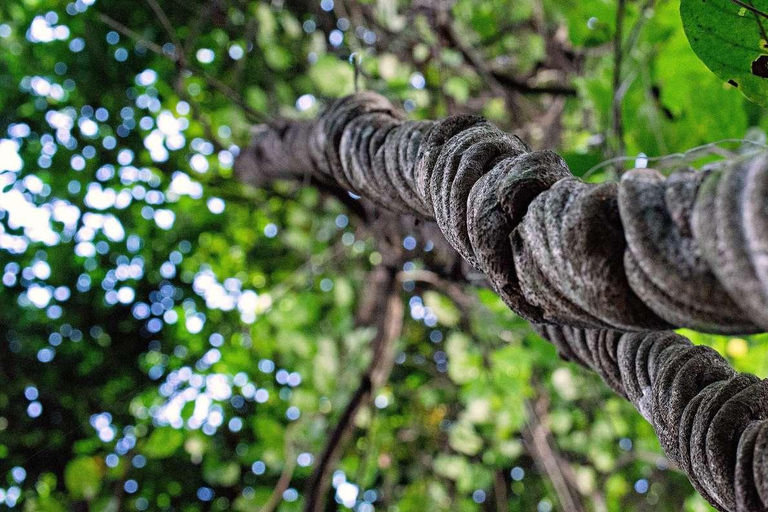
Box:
236;92;768;511
534;324;768;512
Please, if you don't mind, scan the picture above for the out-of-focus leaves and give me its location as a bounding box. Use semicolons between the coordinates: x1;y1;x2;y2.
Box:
64;457;103;501
549;0;616;46
309;55;355;97
449;420;484;456
446;333;482;383
142;427;185;459
423;291;460;327
203;460;241;486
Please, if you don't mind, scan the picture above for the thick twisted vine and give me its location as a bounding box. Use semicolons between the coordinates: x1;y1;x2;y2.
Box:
235;92;768;511
534;325;768;512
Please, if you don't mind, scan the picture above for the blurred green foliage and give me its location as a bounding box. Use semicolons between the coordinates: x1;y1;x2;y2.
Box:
0;1;766;511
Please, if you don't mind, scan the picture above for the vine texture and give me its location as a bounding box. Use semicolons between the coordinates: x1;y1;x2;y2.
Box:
237;92;768;512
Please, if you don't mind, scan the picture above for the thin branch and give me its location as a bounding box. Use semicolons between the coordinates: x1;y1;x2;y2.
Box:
582;138;768;179
96;13;166;56
351;52;362;92
143;0;185;66
398;269;477;312
478;19;537;46
102;4;244;170
493;470;509;511
522;393;586;512
312;178;369;221
624;0;656;54
602;0;650;168
233;13;257;86
304;266;404;512
163;9;229;156
731;0;768;19
491;72;577;96
437;16;575;97
178;87;228;153
95;12;270;124
260;426;298;512
195;69;272;124
611;0;627;179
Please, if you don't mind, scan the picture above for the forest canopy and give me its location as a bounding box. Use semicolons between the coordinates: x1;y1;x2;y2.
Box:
1;0;767;511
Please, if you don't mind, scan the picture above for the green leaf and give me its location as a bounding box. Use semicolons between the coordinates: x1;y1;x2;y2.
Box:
64;457;103;501
309;55;354;97
423;291;459;327
444;76;470;103
433;454;470;481
21;496;69;512
203;461;241;486
445;333;482;384
551;0;616;46
142;427;185;459
681;0;768;106
448;420;483;456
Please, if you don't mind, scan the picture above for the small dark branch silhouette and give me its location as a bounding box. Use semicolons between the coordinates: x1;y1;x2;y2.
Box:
611;0;627;179
260;425;297;512
95;11;269;124
730;0;768;20
433;12;576;98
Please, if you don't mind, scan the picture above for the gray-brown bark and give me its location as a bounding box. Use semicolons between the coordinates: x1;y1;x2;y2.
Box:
234;92;768;512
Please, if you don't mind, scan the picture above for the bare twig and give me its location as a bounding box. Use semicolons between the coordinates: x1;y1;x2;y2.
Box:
177;86;228;153
601;0;653;165
260;426;298;512
351;53;362;92
582;138;768;179
96;13;166;56
493;470;509;511
624;0;656;54
478;19;537;46
143;0;185;66
95;12;270;124
233;14;257;86
398;269;477;312
109;0;256;186
491;72;577;97
160;2;229;156
436;16;575;97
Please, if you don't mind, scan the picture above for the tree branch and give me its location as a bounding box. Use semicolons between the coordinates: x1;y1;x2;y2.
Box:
95;12;270;124
491;72;577;96
731;0;768;19
522;391;586;512
611;0;627;179
398;269;477;312
143;0;185;66
435;15;575;98
304;265;404;512
260;425;298;512
493;469;510;511
96;13;166;56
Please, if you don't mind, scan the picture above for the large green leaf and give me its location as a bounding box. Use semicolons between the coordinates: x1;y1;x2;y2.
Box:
681;0;768;106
